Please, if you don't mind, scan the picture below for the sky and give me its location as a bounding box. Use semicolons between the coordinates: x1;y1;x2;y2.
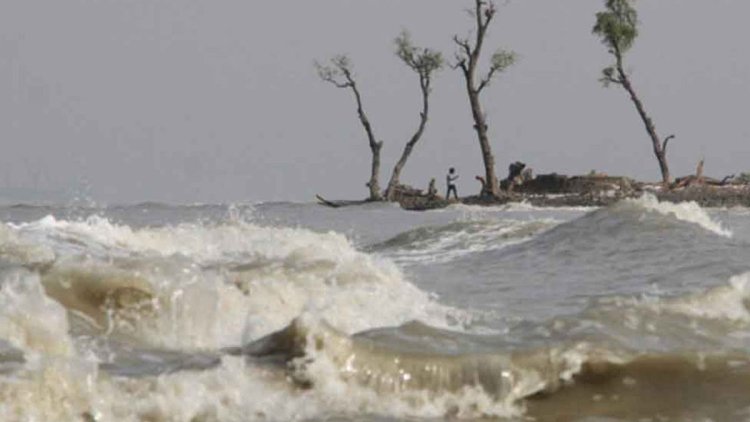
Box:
1;0;749;204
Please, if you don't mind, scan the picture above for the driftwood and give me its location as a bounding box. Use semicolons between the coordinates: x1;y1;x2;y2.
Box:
315;195;369;208
672;159;736;189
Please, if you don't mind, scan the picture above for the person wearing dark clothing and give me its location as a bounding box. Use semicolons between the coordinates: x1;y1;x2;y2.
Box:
446;168;459;200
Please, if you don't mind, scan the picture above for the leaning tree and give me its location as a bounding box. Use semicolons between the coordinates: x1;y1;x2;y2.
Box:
315;55;383;201
594;0;674;185
453;0;516;198
384;31;444;201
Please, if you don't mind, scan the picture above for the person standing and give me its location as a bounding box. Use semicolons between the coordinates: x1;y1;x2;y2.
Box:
446;167;459;200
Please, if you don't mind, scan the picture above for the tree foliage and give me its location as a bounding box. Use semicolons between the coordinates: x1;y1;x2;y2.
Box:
593;0;638;86
484;50;516;88
593;0;638;54
395;31;444;80
593;0;673;185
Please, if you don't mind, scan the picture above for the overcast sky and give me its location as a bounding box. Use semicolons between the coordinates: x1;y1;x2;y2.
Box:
2;0;749;204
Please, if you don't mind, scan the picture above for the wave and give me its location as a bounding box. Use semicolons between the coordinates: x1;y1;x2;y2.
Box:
370;219;558;264
621;193;732;237
1;207;747;421
446;202;598;213
0;215;477;421
241;314;750;420
2;216;469;347
659;272;750;322
505;194;735;265
235;271;750;419
588;272;750;339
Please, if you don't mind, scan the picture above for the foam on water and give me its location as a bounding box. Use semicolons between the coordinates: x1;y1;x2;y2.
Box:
657;272;750;323
12;214;358;264
0;223;55;268
3;214;471;344
595;272;750;327
0;270;101;421
0;270;73;358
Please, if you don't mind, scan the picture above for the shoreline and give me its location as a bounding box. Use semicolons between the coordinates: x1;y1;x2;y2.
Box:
396;183;750;211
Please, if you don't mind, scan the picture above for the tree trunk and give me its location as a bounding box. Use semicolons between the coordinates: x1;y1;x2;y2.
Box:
385;77;430;201
616;58;671;185
369;140;383;200
351;83;383;201
469;89;499;196
455;0;501;198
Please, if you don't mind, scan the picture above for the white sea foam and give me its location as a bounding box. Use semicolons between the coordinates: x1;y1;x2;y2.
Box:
0;270;101;421
0;223;55;267
0;216;478;421
12;214;352;264
245;316;623;420
0;270;73;358
5;216;468;347
659;272;750;323
622;193;732;237
599;272;750;328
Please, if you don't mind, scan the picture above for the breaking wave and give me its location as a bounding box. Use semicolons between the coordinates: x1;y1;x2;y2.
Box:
3;216;469;344
241;301;750;420
621;193;732;237
0;214;476;420
1;202;748;421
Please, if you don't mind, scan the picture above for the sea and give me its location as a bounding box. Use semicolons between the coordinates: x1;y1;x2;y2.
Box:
1;195;749;421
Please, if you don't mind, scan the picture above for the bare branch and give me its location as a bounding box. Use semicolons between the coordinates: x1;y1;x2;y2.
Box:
600;74;622;87
662;134;675;153
315;54;384;200
480;1;496;31
451;57;470;79
450;55;464;70
453;35;472;60
315;55;356;89
599;66;623;87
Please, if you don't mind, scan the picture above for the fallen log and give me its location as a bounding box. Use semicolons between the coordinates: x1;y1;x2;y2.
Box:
315;194;369;208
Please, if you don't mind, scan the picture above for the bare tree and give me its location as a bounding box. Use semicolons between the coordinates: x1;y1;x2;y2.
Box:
594;0;674;185
453;0;516;198
384;31;444;201
315;55;383;201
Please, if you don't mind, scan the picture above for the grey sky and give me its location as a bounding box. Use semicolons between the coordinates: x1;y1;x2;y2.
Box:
2;0;749;204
